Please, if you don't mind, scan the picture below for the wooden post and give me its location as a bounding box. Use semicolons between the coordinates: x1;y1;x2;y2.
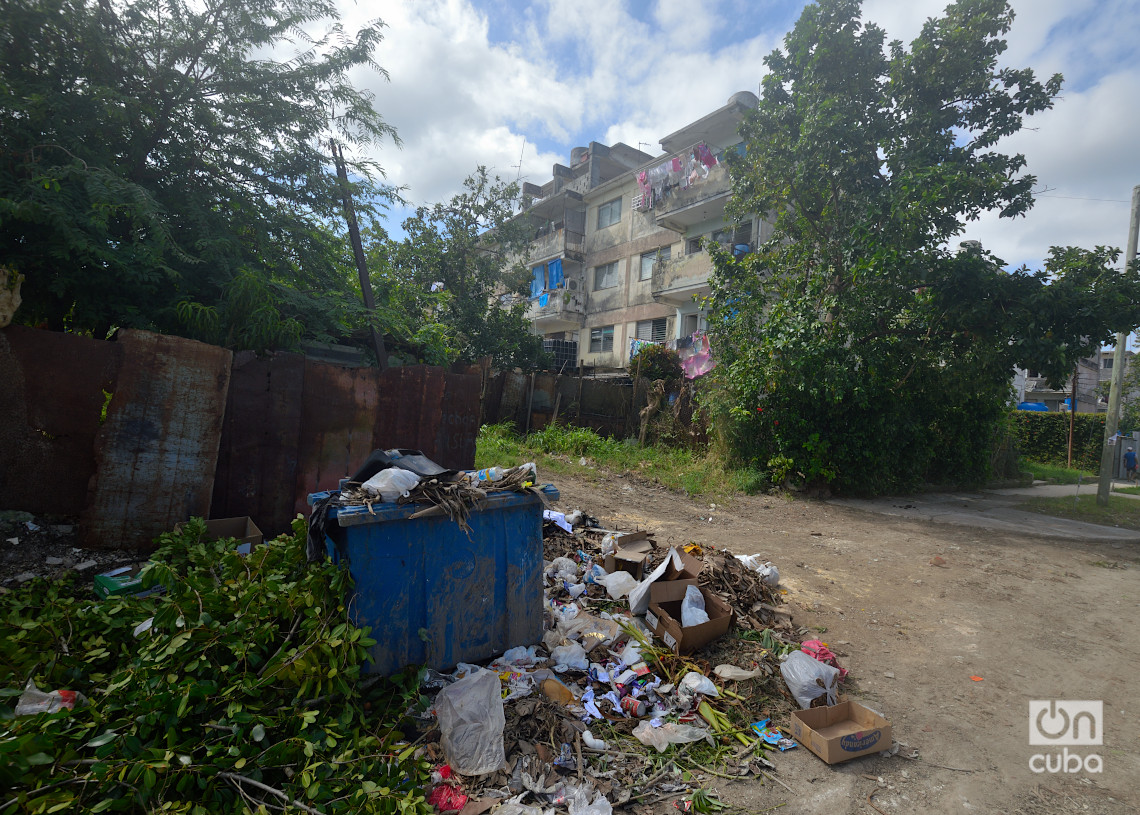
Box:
576;363;584;422
1067;365;1077;468
331;140;387;369
524;372;536;434
627;353;643;438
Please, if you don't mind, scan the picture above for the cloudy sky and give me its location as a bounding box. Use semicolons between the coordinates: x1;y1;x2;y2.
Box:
339;0;1140;272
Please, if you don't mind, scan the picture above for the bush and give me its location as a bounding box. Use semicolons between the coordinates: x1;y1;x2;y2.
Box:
1011;411;1106;471
629;343;683;385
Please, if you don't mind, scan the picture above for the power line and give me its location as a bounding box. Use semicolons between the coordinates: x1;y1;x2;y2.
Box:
1035;193;1131;203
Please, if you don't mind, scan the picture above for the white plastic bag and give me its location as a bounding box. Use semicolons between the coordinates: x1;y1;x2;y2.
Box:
735;554;780;586
360;468;421;502
713;664;764;681
680;585;709;627
549;557;580;581
632;720;712;752
15;679;87;716
568;786;613;815
595;570;639;600
550;642;589;671
627;549;684;616
434;668;505;775
677;671;719;702
780;650;839;709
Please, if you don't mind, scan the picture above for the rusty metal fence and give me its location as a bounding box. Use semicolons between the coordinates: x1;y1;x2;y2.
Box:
0;326;481;548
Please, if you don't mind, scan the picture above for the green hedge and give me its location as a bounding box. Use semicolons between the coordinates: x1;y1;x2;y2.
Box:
1011;411;1105;471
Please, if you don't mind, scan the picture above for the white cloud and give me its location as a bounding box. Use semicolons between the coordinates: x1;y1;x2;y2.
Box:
337;0;1140;267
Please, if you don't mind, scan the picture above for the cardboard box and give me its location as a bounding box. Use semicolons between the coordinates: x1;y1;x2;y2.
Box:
205;517;263;555
663;550;702;582
93;564;163;600
644;578;733;655
789;700;892;764
604;532;653;581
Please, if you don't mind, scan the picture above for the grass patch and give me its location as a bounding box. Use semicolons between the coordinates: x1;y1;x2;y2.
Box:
474;422;770;500
1020;493;1140;531
1021;459;1097;485
1113;484;1140;495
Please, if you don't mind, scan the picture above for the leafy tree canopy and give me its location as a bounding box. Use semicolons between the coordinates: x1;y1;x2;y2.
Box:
0;0;397;345
707;0;1140;492
384;168;547;369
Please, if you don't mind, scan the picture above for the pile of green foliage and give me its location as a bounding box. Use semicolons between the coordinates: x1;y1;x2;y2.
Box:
706;0;1140;493
628;344;683;386
1011;412;1107;473
0;519;431;814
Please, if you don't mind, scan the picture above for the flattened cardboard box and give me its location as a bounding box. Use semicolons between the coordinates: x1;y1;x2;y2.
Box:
645;578;733;655
790;700;892;764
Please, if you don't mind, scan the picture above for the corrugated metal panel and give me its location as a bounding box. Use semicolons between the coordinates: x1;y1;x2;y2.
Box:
292;360;380;519
292;364;482;519
211;352;306;537
0;326;122;515
82;330;231;549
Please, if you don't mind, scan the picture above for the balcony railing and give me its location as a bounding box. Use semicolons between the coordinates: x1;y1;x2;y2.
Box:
530;227;585;262
633;142;733;217
528;288;586;328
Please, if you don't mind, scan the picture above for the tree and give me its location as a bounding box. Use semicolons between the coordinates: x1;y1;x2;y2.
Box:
707;0;1140;492
385;168;547;369
0;0;396;344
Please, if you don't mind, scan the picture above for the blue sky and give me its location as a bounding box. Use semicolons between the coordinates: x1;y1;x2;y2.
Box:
339;0;1140;273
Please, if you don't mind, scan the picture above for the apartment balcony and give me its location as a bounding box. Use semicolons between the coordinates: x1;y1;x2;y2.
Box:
530;226;585;263
633;146;733;233
651;251;714;306
527;288;586;333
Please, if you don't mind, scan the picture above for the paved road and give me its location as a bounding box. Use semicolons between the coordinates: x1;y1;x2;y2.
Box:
829;480;1140;543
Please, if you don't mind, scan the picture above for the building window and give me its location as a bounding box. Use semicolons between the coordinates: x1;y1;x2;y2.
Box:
681;313;699;336
597;197;622;229
593;261;619;291
639;247;670;281
636;318;668;343
1104;357;1113;369
589;326;614;353
686;236;702;255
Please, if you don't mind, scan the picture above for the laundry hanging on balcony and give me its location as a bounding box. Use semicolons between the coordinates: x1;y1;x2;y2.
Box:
538;293;549;308
530;265;545;299
547;258;563;289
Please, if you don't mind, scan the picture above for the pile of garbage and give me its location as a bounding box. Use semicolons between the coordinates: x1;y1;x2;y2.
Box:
403;507;838;814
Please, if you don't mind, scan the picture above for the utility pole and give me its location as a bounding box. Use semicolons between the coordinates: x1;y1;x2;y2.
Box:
1096;184;1140;505
331;139;388;369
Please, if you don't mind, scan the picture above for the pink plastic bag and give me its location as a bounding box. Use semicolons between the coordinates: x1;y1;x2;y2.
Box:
800;640;848;681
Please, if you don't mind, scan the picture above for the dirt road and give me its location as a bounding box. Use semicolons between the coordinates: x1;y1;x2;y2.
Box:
551;472;1140;815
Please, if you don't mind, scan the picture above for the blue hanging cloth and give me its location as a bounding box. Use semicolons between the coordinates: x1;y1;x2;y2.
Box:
538;293;549;307
547;258;564;289
530;265;545;299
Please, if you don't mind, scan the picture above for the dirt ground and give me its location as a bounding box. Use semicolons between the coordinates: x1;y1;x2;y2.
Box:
551;471;1140;815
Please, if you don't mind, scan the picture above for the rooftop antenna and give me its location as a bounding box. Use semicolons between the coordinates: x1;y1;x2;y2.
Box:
638;141;652;155
513;140;525;183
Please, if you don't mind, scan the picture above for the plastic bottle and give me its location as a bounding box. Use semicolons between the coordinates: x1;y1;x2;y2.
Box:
472;467;504;483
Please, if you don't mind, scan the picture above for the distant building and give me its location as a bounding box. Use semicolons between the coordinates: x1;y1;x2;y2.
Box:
1015;348;1135;412
514;92;772;372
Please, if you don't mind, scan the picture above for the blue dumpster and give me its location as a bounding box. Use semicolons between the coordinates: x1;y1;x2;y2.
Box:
308;485;557;676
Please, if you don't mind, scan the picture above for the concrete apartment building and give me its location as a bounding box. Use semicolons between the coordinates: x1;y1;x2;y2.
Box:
1016;347;1135;412
518;91;772;372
